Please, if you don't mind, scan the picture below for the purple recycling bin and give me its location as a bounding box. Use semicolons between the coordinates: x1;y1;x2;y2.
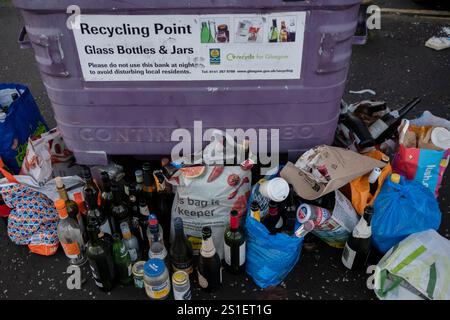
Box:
13;0;361;164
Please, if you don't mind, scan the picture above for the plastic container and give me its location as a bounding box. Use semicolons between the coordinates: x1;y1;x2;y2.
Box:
13;0;362;164
143;258;171;300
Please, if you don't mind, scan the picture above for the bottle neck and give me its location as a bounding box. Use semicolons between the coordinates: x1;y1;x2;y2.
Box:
57;187;69;202
88;229;99;243
201;236;216;258
174;225;185;240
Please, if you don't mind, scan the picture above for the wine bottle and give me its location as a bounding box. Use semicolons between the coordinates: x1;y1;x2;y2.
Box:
82;166;99;205
263;201;283;234
86;216;115;292
100;172;113;217
55;199;86;266
341;206;374;270
110;184;130;235
85;188;112;237
279;20;288;42
112;233;132;285
128;184;146;252
134;170;144;201
170;217;193;274
367;97;421;146
340;112;375;148
224;210;246;274
197;226;222;292
154;169;173;245
142;162;157;211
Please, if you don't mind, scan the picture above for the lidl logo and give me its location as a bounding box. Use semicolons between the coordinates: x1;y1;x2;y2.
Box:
209;48;220;65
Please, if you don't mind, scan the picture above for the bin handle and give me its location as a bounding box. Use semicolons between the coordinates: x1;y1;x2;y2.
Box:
18;26;32;49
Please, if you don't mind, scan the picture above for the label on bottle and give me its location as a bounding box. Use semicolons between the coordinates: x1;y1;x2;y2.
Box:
172;262;193;274
275;216;284;229
89;264;104;288
224;242;246;267
197;271;208;289
139;206;150;216
369;119;389;139
134;277;144;289
342;242;356;269
174;287;191;301
127;264;132;277
61;242;81;258
128;248;138;262
145;278;170;300
100;220;112;235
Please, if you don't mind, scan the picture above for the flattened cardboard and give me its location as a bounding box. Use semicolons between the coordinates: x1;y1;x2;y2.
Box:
280;146;387;200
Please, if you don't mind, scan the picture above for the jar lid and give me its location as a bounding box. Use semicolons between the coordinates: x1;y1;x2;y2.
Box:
132;261;145;277
144;259;165;277
172;271;188;286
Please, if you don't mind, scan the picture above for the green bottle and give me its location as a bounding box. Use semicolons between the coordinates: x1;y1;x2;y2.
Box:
112;233;133;285
269;19;278;43
201;22;214;43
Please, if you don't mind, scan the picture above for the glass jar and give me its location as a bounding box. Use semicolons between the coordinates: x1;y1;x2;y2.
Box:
172;271;191;300
144;258;171;300
132;261;145;289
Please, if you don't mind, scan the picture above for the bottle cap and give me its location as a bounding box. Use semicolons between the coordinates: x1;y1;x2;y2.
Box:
135;170;143;183
381;155;390;163
202;226;212;239
390;173;401;184
55;176;64;189
55;199;68;218
144;259;165;278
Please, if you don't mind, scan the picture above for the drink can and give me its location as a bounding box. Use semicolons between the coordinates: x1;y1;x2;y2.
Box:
172;271;191;300
297;203;331;226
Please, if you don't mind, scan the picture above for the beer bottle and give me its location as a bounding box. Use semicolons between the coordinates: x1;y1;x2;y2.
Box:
198;226;222;292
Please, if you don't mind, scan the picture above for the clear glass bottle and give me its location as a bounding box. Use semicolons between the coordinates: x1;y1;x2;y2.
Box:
146;213;164;248
120;221;141;263
148;222;168;264
85;188;112;236
55;199;86;266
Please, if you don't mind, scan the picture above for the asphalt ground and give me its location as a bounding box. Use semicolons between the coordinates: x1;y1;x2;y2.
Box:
0;1;449;300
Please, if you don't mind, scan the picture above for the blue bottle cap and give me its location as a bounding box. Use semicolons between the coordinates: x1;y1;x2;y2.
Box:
144;259;165;278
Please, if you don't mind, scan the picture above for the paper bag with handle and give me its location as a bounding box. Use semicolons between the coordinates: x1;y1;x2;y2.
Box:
280;145;387;200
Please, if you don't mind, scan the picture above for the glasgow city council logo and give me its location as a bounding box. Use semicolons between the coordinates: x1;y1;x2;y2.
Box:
209;48;221;65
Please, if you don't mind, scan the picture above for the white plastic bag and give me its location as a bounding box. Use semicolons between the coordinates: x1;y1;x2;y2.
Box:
374;229;450;300
169;132;252;259
19;128;83;183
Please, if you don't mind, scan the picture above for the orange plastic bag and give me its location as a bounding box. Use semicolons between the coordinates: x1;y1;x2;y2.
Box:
343;150;392;215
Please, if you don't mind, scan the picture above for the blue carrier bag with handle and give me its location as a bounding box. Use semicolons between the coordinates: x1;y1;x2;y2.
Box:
0;83;48;173
245;170;303;288
372;173;441;253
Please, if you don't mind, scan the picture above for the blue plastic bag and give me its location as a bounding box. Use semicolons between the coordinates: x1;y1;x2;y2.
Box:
0;84;48;173
372;174;441;253
245;172;303;288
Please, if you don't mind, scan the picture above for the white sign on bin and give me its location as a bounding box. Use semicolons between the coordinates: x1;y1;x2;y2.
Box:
72;12;306;81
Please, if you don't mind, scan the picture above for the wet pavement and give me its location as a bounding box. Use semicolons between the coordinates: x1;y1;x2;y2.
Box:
0;1;449;300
